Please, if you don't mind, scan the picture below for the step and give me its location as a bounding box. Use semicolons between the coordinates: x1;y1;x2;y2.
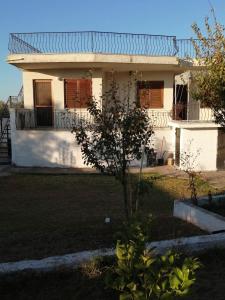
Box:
0;143;8;147
0;152;9;158
0;140;9;144
0;147;8;152
0;158;11;165
0;140;10;144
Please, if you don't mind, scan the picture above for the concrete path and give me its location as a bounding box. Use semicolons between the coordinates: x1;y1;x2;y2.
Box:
10;166;100;175
8;165;185;177
1;165;225;189
201;171;225;190
130;165;187;178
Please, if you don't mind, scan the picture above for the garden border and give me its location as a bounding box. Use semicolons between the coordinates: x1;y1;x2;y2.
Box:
174;196;225;233
1;232;225;274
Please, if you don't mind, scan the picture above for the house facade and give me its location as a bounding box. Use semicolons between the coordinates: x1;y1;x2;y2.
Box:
5;31;225;170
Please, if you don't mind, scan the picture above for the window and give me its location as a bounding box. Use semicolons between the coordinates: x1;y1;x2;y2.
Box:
137;81;164;109
33;80;52;107
64;79;92;108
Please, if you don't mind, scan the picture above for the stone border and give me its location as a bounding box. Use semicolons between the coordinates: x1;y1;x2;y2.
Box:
174;199;225;233
1;232;225;274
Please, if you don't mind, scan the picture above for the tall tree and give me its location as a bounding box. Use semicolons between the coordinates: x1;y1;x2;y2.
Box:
191;11;225;126
72;79;154;219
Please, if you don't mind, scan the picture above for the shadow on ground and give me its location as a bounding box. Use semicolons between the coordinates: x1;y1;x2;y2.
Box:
0;172;212;263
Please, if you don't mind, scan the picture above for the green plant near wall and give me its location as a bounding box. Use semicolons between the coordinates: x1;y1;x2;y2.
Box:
106;219;201;300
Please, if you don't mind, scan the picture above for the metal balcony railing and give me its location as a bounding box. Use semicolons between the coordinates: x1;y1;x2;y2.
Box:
172;103;214;122
8;31;200;58
15;109;94;130
15;104;214;131
15;108;173;130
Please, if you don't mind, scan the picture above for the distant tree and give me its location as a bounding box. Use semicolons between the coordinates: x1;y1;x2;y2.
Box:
0;100;8;117
72;79;154;219
191;10;225;126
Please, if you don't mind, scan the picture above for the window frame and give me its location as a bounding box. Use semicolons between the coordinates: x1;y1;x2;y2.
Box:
137;80;164;109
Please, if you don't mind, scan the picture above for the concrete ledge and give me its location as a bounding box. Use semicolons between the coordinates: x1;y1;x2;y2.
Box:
1;233;225;274
7;53;179;65
174;199;225;233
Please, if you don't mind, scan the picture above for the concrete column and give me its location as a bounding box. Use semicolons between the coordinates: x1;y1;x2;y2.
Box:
9;108;16;165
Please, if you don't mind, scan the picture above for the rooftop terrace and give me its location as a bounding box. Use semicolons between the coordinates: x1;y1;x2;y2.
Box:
8;31;199;58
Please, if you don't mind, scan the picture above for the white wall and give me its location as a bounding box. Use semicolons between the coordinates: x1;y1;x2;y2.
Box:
12;130;86;168
10;109;174;168
152;128;173;160
174;200;225;233
179;128;218;171
10;109;85;168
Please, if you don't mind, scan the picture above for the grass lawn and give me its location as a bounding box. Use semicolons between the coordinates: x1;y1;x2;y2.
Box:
0;173;213;262
0;248;225;300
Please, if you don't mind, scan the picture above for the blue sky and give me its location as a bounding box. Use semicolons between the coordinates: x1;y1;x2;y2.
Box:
1;0;225;100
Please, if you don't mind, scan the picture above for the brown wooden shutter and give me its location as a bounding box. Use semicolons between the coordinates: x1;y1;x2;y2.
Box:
65;79;92;108
65;79;78;108
137;81;164;109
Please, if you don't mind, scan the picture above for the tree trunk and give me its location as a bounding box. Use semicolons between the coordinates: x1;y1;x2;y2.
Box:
122;173;129;220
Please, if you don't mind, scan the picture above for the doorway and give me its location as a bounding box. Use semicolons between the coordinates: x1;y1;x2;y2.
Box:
33;80;53;127
173;85;188;120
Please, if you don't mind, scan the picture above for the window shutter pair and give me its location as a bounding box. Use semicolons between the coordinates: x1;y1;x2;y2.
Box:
137;81;164;109
65;79;92;108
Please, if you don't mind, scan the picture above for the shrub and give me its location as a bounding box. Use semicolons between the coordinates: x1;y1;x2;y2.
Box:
106;219;201;300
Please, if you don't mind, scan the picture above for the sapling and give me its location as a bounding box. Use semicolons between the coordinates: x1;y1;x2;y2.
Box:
180;141;201;205
73;76;154;219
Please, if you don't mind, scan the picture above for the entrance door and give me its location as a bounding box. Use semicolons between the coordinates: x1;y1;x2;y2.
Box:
173;85;188;120
33;80;53;127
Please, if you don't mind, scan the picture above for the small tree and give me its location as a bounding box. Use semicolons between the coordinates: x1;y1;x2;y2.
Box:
180;140;200;205
191;11;225;126
72;80;154;219
106;219;201;299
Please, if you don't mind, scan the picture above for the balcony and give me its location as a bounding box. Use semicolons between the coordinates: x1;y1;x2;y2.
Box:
172;103;214;122
14;103;214;131
15;109;94;130
8;31;200;59
15;108;173;130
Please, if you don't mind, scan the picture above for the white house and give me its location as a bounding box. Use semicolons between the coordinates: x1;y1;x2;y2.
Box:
4;31;225;170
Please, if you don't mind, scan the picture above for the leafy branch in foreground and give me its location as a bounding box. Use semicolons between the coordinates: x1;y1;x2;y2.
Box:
106;219;201;300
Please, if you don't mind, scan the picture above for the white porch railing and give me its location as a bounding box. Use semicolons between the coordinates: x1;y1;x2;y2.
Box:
15;108;173;130
15;105;215;131
15;109;94;130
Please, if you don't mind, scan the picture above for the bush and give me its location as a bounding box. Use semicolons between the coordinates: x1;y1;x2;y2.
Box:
106;219;201;300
